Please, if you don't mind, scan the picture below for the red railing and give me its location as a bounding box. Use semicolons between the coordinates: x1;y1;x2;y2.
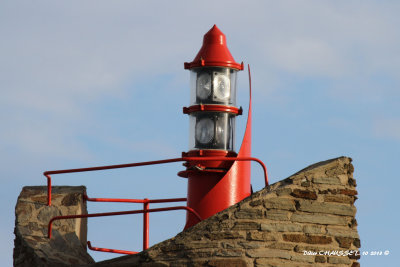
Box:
87;241;137;255
48;195;202;254
44;156;268;254
43;156;268;206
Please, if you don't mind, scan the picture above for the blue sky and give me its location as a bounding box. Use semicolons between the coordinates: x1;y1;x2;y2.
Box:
1;1;399;266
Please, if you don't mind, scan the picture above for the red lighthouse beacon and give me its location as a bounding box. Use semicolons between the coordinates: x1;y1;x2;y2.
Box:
43;25;267;255
179;25;253;229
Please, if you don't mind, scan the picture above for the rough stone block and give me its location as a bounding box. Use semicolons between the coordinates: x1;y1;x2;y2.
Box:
353;238;361;248
235;209;263;219
265;209;291;221
264;198;296;211
291;189;318;200
232;221;260;230
246;248;291;259
246;231;276;241
348;178;357;187
291;212;349;225
296;199;356;216
303;225;325;234
237;241;262;249
324;194;355;204
339;189;358;196
276;187;292;196
335;237;354;248
266;242;296;251
261;223;302;232
290;254;315;263
185;241;219;250
207;258;247;267
254;258;293;267
249;199;263;207
312;177;341;185
315;255;326;263
283;234;332;244
326;226;360;238
294;244;324;253
214;249;243;257
327;256;351;264
206;231;245;240
14;186;93;267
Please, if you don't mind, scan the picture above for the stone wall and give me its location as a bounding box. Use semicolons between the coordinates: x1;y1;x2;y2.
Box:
14;157;360;267
93;157;360;267
14;186;94;266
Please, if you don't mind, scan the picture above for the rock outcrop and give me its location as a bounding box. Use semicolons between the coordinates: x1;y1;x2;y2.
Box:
14;186;94;266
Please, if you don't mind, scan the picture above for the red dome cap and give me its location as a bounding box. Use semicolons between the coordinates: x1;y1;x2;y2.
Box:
184;25;243;70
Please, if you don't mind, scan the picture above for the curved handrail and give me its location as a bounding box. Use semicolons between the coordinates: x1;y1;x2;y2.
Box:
44;156;268;206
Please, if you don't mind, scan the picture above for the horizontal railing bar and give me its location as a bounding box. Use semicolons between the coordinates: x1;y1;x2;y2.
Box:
44;156;268;206
87;241;137;255
84;195;187;204
48;206;202;239
44;158;185;175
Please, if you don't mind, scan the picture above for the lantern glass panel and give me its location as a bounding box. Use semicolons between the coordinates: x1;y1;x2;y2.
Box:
190;67;237;106
196;72;212;100
195;117;214;144
189;112;236;151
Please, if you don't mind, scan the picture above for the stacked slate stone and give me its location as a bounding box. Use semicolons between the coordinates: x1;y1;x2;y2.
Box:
14;157;360;267
14;186;94;266
93;157;360;267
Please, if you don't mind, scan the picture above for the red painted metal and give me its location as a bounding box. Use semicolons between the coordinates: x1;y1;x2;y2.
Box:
45;174;51;205
183;104;242;115
87;241;138;255
80;195;189;253
184;25;243;70
44;156;267;206
181;150;237;169
184;65;254;229
48;206;202;240
84;195;187;204
143;198;149;250
44;157;190;206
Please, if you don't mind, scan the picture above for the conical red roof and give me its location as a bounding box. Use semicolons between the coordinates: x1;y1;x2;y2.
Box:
184;25;243;70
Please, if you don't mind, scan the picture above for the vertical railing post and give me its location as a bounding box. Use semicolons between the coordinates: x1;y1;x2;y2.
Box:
45;174;52;206
143;198;149;250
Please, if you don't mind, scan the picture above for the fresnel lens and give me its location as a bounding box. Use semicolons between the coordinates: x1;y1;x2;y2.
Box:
188;68;238;151
194;68;234;104
195;117;214;144
184;26;243;154
213;71;230;101
196;73;211;100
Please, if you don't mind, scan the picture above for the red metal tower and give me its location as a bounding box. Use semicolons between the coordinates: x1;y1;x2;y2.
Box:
179;25;252;229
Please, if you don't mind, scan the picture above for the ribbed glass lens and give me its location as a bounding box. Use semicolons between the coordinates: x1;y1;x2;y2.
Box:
195;118;214;144
215;117;227;145
213;73;230;100
196;73;212;100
